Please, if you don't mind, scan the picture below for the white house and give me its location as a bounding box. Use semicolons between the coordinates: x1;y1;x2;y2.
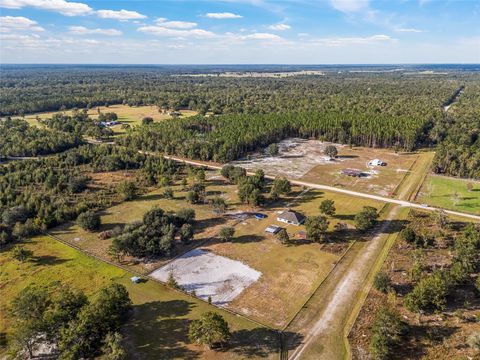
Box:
277;210;305;226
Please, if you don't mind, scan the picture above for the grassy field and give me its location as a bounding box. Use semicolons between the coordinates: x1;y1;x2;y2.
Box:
50;170;384;330
51;173;241;274
22;105;197;135
417;175;480;214
0;235;279;359
206;187;384;328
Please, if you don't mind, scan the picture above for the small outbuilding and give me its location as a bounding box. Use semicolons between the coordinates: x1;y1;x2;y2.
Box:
277;210;306;226
130;276;141;283
265;225;282;234
368;159;387;167
297;231;307;240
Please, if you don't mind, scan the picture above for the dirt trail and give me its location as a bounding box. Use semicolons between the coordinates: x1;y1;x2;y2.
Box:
285;206;400;360
158;153;480;221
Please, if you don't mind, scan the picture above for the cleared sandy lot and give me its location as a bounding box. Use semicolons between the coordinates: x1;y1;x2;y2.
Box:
231;138;418;196
150;249;261;306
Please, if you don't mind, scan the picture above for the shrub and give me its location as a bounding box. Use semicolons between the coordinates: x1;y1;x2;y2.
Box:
12;246;33;262
355;206;378;231
319;199;336;216
404;271;449;312
117;181;138;201
188;312;231;349
373;272;392;293
369;306;407;360
467;332;480;350
305;216;329;243
219;226;234;242
77;211;101;231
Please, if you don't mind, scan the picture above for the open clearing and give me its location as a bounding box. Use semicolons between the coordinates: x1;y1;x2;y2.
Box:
50;173;240;274
202;186;384;328
50;169;384;329
231;138;418;197
21;104;197;134
417;174;480;214
151;248;261;306
0;235;279;359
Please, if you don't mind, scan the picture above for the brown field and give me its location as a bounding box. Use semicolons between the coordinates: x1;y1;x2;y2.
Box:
204;185;384;328
232;138;418;197
348;210;480;360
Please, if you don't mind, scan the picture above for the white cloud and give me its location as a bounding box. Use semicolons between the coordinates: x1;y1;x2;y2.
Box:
240;32;282;40
268;23;291;31
330;0;369;13
138;26;214;38
0;0;92;16
68;26;122;36
0;16;44;32
155;19;197;29
395;28;424;33
311;34;394;46
96;9;146;20
205;12;242;19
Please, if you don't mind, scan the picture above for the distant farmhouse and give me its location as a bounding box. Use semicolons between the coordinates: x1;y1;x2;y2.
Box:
277;210;305;226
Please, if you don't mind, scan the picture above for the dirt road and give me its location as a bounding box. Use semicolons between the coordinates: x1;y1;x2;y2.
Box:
159;153;480;222
285;205;401;360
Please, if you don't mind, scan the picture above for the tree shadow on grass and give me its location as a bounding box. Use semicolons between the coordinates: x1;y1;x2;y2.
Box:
395;324;459;360
126;300;201;359
138;193;164;202
194;216;227;232
32;255;69;266
228;328;303;358
232;234;264;244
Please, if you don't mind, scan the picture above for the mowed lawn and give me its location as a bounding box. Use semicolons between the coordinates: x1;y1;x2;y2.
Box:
50;175;240;274
0;236;279;359
207;187;385;328
417;175;480;214
22;105;197;135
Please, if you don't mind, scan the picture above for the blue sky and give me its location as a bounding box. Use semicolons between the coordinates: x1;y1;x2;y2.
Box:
0;0;479;64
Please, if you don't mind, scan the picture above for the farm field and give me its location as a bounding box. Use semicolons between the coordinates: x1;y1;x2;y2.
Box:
417;175;480;214
231;138;418;197
22;104;197;134
0;235;279;359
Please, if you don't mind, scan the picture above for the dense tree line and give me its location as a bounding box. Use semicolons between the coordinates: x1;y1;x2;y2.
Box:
431;82;480;179
0;118;81;157
0;145;180;246
120;110;428;163
403;222;479;313
0;67;461;117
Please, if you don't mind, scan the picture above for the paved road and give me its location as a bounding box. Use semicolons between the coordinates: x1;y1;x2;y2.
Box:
160;154;480;222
